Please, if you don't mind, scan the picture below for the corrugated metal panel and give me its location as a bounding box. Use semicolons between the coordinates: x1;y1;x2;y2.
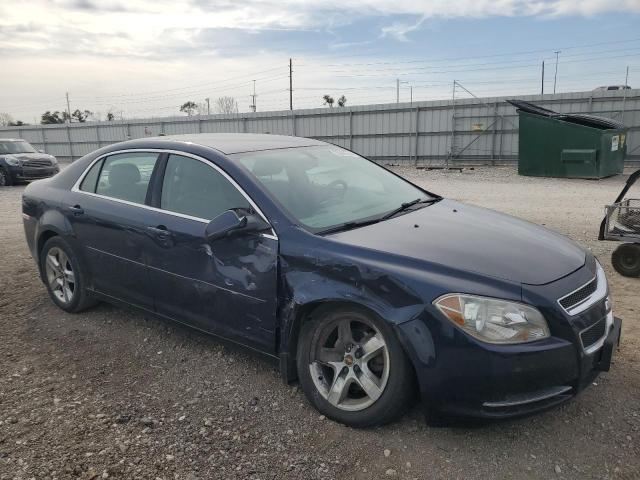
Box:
1;89;639;165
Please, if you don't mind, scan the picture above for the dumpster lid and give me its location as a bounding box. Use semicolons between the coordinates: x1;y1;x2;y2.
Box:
506;99;559;117
558;113;626;130
507;99;626;130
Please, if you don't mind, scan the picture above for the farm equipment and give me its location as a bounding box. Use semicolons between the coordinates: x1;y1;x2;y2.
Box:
599;169;640;277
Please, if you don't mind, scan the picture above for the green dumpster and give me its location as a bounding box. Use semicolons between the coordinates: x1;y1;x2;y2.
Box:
508;100;627;179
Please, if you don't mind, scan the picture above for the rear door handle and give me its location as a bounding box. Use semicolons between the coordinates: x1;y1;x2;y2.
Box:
68;205;84;216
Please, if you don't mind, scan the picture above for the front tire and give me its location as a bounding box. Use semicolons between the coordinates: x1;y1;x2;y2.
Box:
40;236;98;312
0;167;13;187
296;306;415;427
611;243;640;277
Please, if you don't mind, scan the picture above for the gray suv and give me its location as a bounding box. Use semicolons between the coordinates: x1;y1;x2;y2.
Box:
0;139;59;186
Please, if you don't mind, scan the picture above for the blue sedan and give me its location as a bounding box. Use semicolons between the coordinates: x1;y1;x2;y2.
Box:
22;133;621;427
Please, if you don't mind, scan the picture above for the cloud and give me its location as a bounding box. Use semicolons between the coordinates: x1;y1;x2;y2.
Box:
380;17;426;42
2;0;639;59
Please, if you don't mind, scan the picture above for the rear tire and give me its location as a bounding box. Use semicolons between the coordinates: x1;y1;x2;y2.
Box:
611;243;640;277
0;167;12;187
40;236;98;312
296;305;415;427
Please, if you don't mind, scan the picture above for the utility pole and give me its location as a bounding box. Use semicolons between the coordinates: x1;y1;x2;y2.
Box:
250;80;257;112
65;92;71;123
553;51;561;94
289;58;293;111
205;97;210;115
541;61;545;95
396;79;400;103
622;65;630;122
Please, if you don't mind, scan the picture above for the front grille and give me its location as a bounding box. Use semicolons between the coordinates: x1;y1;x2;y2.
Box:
23;159;52;168
580;318;606;350
559;277;597;310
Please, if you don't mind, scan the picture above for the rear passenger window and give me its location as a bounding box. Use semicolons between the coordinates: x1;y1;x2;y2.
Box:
79;159;103;192
95;153;159;204
160;154;250;220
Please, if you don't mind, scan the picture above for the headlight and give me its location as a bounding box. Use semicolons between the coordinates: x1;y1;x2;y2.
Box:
434;294;550;344
49;155;58;165
4;155;20;166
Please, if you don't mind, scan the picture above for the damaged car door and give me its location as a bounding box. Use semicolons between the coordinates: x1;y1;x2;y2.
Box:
142;153;279;352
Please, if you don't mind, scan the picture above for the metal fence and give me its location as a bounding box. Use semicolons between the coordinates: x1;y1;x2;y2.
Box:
2;89;639;165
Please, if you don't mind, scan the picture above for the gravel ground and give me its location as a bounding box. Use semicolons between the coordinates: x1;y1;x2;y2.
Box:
1;166;639;480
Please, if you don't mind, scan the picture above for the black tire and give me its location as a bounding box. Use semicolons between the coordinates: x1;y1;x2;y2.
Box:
296;305;415;427
611;243;640;277
0;167;13;187
40;236;98;312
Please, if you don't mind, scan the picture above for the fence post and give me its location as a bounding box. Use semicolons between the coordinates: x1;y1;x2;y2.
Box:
491;102;498;164
498;115;504;162
95;125;101;148
41;127;48;154
291;112;296;136
414;106;420;166
349;110;353;150
66;124;74;162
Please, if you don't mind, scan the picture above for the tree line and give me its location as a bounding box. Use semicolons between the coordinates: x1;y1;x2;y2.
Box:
1;93;349;128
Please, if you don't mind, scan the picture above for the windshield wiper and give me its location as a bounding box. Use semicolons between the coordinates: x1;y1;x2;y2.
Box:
317;218;382;235
317;197;440;235
380;197;438;220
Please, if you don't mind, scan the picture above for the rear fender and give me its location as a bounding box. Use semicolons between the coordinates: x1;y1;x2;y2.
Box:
33;207;75;279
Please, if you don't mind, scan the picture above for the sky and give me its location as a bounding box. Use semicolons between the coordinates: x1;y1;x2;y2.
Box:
1;0;640;123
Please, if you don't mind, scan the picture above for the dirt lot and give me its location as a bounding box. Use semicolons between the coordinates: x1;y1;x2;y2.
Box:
1;166;638;480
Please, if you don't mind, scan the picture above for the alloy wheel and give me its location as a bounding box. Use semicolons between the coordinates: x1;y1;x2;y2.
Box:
0;170;7;187
309;316;390;411
620;249;640;270
45;247;76;304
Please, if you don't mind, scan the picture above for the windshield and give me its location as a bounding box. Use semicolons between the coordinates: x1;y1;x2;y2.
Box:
234;145;434;232
0;140;37;154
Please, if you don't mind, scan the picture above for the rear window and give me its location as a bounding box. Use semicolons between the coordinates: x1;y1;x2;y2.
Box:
79;159;103;193
79;152;159;205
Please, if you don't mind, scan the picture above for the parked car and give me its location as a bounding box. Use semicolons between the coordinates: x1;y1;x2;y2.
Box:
593;85;632;91
0;138;59;186
21;133;621;427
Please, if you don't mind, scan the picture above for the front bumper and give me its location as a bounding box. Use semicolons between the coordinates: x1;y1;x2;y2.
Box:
8;164;59;181
397;313;621;420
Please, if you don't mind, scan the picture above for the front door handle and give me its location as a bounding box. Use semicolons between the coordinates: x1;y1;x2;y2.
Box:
68;205;84;216
147;225;171;239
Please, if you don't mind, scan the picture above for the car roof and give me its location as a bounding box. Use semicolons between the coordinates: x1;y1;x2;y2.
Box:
143;133;325;155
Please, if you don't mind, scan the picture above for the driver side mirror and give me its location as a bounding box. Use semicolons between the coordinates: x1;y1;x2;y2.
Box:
205;209;270;241
37;149;45;153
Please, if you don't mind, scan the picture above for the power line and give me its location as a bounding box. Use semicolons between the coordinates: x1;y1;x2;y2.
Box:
74;65;286;101
318;46;640;75
320;37;640;66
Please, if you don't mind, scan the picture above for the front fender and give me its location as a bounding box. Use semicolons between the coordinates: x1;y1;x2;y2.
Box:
276;242;428;382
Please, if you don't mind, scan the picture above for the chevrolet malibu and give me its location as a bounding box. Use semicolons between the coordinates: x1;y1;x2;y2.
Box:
22;133;621;427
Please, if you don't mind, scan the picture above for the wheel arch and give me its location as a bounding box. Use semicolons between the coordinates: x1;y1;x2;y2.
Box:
34;212;76;281
278;297;420;384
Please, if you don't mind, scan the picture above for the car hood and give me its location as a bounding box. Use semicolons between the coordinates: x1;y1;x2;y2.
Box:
328;199;585;286
6;152;54;162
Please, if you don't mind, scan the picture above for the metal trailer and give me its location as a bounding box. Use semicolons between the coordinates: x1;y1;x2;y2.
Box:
599;169;640;276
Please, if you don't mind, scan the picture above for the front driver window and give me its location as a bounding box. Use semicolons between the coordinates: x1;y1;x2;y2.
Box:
160;154;251;220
